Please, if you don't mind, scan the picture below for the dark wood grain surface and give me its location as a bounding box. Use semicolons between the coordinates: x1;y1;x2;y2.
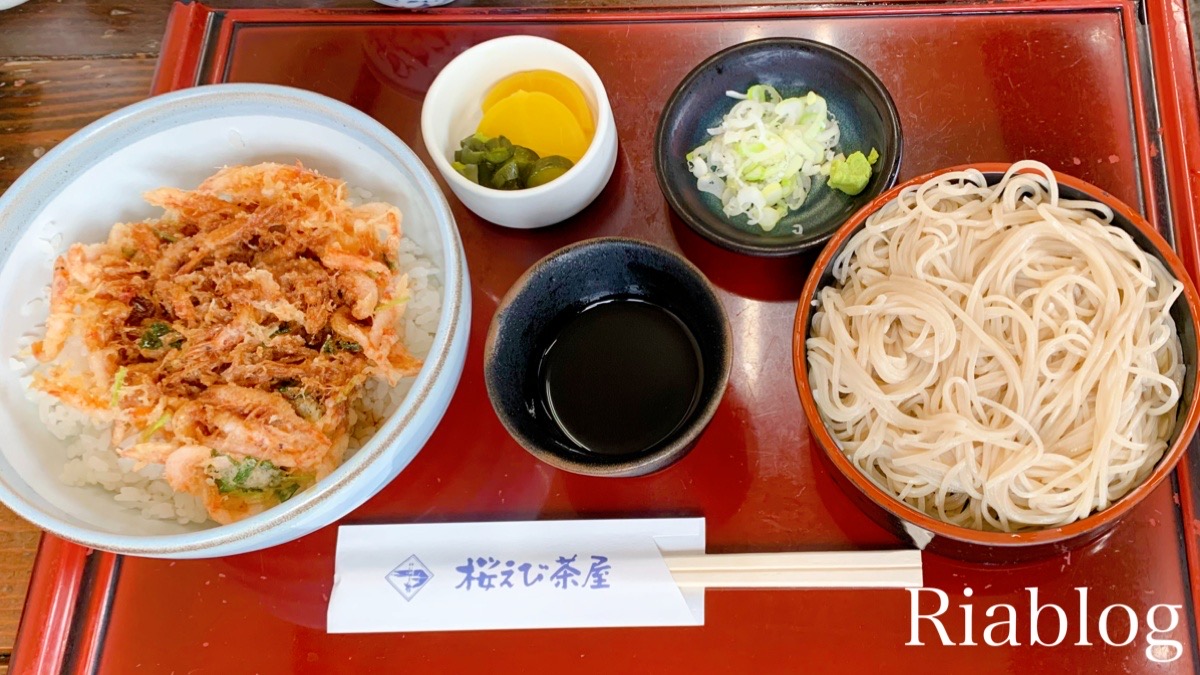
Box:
0;3;394;668
1;0;1199;672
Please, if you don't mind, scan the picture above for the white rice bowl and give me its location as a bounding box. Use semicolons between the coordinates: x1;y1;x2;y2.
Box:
0;85;470;557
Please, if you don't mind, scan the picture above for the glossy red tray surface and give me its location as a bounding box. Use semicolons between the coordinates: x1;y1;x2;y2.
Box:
13;2;1200;673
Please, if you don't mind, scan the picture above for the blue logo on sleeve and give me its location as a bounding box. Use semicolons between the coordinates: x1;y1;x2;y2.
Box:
386;554;433;601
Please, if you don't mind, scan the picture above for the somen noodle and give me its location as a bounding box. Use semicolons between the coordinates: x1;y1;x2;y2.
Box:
807;161;1185;532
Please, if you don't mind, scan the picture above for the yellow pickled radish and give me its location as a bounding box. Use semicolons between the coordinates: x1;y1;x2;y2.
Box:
477;91;589;163
482;70;595;136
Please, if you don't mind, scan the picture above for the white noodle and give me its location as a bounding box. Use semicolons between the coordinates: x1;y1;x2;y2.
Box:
807;160;1185;531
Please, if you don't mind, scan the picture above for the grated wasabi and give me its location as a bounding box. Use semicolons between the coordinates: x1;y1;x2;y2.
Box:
827;150;876;196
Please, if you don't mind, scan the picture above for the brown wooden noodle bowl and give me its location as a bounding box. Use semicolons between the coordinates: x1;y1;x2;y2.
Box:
792;163;1200;562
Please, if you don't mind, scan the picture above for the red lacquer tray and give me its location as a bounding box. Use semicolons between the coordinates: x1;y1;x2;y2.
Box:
12;1;1200;673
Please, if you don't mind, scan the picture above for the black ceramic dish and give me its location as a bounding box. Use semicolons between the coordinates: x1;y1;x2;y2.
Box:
655;38;903;256
484;238;732;477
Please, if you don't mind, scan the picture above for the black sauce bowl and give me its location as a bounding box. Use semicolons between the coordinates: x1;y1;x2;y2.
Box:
655;37;902;256
484;238;732;477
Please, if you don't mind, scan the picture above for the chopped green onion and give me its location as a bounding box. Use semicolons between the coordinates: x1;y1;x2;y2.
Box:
109;366;127;408
275;482;301;502
687;84;853;232
233;457;260;484
139;412;171;441
321;337;362;354
375;295;410;313
211;455;302;503
214;456;281;494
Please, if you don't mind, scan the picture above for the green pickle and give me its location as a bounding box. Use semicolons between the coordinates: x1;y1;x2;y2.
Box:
451;161;479;184
462;133;489;150
452;133;574;190
455;146;486;165
527;156;574;188
511;146;540;182
490;160;522;189
484;136;514;164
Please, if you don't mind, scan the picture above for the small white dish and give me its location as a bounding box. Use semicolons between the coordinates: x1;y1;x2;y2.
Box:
0;83;471;558
420;35;618;229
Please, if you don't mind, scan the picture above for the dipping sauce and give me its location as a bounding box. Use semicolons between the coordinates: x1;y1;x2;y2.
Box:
537;297;703;456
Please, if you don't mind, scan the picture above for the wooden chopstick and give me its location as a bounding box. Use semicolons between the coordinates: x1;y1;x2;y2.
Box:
664;550;923;589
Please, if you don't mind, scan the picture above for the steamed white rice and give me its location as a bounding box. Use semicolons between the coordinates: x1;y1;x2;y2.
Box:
17;233;441;525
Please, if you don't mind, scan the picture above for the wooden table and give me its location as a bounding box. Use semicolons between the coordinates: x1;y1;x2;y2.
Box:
2;0;1200;672
0;2;408;668
0;3;180;666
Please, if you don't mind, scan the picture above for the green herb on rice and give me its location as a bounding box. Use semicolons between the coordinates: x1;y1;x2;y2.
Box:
138;321;174;350
139;412;171;441
320;336;362;354
109;366;127;408
374;295;409;314
211;456;303;503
